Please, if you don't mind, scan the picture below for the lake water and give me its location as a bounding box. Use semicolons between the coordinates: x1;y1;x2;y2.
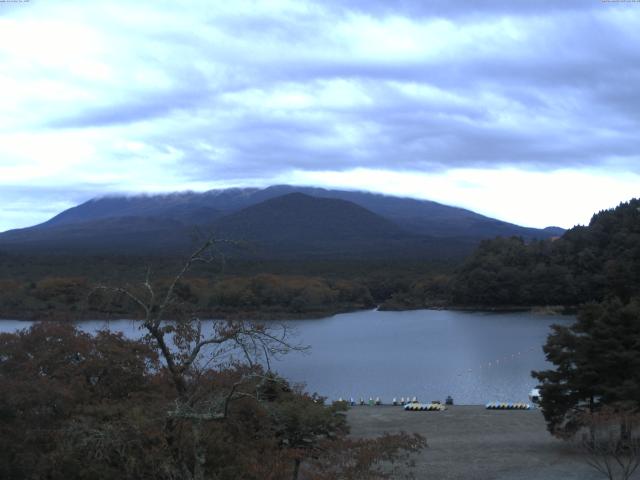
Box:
0;309;572;405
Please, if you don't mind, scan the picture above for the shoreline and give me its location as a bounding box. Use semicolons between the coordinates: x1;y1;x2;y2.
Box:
379;303;576;315
0;303;577;322
0;305;366;322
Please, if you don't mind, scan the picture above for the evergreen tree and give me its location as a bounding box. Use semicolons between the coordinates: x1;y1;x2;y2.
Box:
453;198;640;307
532;297;640;438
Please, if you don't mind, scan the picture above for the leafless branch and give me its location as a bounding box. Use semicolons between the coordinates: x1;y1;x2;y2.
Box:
94;235;306;400
578;408;640;480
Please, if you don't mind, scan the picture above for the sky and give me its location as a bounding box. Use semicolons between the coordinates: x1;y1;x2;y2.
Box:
1;0;639;232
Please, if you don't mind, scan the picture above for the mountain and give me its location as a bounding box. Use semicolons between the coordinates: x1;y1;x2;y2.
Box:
0;186;564;259
248;186;562;240
214;193;405;242
25;185;563;238
208;192;460;259
0;216;193;255
40;192;228;227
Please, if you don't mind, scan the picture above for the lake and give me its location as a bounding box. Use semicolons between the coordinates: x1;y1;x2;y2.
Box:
0;309;572;405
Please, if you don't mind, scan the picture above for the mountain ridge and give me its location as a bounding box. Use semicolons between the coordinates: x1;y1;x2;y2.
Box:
0;186;564;259
16;185;562;233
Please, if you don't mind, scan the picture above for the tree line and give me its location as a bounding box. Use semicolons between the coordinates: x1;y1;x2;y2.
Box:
0;274;376;320
452;199;640;307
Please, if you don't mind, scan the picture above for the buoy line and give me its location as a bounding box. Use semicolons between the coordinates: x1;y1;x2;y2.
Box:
456;346;539;377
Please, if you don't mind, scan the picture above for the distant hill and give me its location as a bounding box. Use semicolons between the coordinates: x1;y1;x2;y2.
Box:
214;192;405;242
0;185;563;259
252;186;564;240
452;198;640;307
36;185;563;240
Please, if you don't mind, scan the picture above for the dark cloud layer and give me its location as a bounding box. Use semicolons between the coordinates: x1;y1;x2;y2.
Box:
75;1;640;175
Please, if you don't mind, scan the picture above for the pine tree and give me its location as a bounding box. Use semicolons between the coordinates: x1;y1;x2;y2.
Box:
532;297;640;438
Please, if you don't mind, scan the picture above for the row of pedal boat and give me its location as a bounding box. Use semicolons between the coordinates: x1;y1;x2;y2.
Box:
403;402;532;411
485;402;532;410
404;403;447;411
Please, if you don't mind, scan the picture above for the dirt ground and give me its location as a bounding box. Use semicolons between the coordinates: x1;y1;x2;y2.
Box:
347;405;638;480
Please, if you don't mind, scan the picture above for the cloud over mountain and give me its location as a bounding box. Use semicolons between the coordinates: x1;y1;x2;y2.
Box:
1;0;638;231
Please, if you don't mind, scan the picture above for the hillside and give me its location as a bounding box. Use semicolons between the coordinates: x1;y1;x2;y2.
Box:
451;198;640;307
35;185;564;240
0;216;193;255
0;194;478;260
211;193;411;256
254;186;564;240
39;190;241;227
0;186;562;259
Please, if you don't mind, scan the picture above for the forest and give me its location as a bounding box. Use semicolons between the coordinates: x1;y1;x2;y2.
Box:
452;198;640;308
1;199;638;320
0;274;376;321
0;252;453;320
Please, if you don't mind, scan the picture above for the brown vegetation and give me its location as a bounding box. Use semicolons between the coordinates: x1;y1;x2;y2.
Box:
0;238;426;479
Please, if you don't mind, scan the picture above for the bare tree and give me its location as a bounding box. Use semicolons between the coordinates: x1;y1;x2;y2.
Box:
95;237;306;480
579;407;640;480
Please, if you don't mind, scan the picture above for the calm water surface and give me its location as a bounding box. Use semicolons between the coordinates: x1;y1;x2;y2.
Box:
1;309;572;405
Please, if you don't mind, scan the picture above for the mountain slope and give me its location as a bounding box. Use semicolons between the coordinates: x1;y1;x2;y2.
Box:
41;192;227;227
0;186;563;259
0;216;194;254
214;192;406;242
23;185;563;240
0;193;475;259
252;185;559;240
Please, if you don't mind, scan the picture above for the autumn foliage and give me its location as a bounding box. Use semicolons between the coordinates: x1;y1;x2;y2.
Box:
0;323;425;479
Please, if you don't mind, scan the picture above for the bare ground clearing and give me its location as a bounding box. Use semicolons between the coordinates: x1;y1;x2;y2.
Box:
347;405;636;480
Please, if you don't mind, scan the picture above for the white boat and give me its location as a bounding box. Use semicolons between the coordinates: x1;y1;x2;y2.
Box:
528;388;541;404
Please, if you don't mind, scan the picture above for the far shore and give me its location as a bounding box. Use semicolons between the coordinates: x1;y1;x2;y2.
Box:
0;305;366;322
379;303;577;315
0;303;577;322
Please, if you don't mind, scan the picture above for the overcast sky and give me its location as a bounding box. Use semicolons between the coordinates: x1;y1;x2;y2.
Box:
1;0;639;232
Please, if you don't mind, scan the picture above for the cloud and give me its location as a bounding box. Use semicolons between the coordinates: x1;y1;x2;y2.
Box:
0;185;107;233
284;167;640;229
320;0;593;18
0;0;639;230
